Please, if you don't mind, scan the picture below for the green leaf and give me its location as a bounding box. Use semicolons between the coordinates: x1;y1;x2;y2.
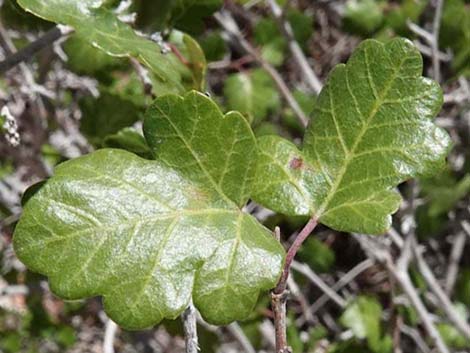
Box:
144;91;258;207
252;38;450;234
253;11;313;66
63;34;126;77
456;269;470;307
343;0;384;35
199;31;227;62
341;296;392;353
224;69;281;124
171;0;223;34
383;0;428;36
79;90;142;144
287;10;314;48
416;172;470;237
297;238;335;273
341;296;381;341
13;91;284;329
16;0;200;94
254;18;286;66
103;128;153;159
168;30;207;92
440;0;470;75
437;322;470;349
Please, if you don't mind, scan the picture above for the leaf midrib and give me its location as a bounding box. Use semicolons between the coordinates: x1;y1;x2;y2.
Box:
316;46;408;218
153;104;237;207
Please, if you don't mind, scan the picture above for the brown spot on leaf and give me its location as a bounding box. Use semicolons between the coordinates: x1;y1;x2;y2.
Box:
289;157;304;170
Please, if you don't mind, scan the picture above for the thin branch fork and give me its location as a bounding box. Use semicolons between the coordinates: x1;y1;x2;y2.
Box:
406;0;444;82
308;258;373;314
413;238;470;340
355;234;451;353
391;225;470;340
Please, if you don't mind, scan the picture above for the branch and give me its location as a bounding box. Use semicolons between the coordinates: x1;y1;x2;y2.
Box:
214;11;309;128
182;300;199;353
227;322;256;353
413;238;470;340
431;0;444;82
268;216;318;353
291;261;346;309
406;0;444;82
462;219;470;240
103;319;118;353
0;25;73;74
266;0;323;95
271;290;292;353
309;259;373;314
354;234;450;353
392;262;450;353
444;231;466;295
274;217;318;294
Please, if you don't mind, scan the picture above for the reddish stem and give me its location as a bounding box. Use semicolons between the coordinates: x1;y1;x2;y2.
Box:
271;216;318;353
274;216;318;294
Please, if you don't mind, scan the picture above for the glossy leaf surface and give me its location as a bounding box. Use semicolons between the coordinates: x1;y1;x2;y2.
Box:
14;92;284;329
16;0;198;94
144;91;258;207
253;39;451;234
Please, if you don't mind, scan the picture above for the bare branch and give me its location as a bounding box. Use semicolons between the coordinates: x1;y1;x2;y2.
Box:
287;275;315;323
444;231;466;295
407;0;444;82
0;25;73;74
271;290;292;353
291;261;346;308
413;238;470;339
309;259;373;314
182;300;199;353
431;0;444;82
227;322;256;353
214;11;309;128
103;319;118;353
275;217;318;294
266;0;323;95
354;234;451;353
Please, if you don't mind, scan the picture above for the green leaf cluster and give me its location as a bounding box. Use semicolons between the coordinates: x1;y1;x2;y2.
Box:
13;92;284;329
12;31;451;333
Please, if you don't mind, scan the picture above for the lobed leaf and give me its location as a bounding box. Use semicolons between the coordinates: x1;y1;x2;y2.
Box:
13;92;284;329
16;0;204;94
253;38;451;234
144;91;258;207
